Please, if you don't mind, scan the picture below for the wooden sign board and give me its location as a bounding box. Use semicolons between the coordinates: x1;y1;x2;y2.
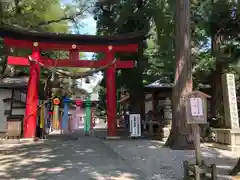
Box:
184;91;210;124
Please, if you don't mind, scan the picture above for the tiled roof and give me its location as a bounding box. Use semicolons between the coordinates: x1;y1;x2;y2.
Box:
145;80;173;88
0;77;28;88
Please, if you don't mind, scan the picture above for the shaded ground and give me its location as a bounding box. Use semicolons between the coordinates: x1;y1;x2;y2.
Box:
103;140;239;180
0;122;238;180
0;131;144;180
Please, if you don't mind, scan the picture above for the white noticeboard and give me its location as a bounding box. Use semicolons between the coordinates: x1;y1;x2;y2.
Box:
190;98;203;117
129;114;141;137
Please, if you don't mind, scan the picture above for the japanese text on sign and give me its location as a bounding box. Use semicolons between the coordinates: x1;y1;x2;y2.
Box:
129;114;141;137
190;98;203;116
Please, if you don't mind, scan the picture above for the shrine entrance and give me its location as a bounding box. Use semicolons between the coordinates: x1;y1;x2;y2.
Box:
0;24;142;139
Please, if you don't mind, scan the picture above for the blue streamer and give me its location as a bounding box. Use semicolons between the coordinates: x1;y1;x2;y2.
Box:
46;102;51;128
62;97;70;129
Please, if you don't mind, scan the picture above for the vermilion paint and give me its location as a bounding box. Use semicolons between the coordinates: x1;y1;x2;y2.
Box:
4;38;138;52
24;47;40;138
4;37;138;138
106;50;117;136
7;56;134;68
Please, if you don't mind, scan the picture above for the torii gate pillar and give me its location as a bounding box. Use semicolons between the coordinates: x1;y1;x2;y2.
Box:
24;45;41;138
106;62;116;136
105;47;120;137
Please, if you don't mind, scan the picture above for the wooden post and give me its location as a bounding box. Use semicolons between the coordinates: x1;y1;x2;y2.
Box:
193;124;201;166
183;91;216;178
194;165;200;180
211;164;217;180
183;161;189;179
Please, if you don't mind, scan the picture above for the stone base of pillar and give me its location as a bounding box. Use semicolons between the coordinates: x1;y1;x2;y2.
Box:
161;127;171;141
154;126;171;141
213;128;240;152
105;136;121;140
49;130;62;135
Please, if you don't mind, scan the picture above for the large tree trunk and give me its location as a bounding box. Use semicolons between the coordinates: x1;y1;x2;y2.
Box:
210;35;225;127
129;43;145;118
165;0;193;150
210;61;224;127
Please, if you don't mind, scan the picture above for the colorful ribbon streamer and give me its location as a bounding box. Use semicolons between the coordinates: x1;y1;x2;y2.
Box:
46;101;52;129
84;96;91;134
52;98;60;129
72;99;82;130
62;97;70;129
39;104;44;129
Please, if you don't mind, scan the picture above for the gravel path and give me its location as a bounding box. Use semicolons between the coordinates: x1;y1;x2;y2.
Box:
103;140;239;180
0;133;144;180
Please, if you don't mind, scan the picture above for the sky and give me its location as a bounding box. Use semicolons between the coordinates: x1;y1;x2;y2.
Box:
76;17;103;93
76;17;96;35
76;17;102;94
61;0;102;93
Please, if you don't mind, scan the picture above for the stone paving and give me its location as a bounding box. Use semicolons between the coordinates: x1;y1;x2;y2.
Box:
0;132;144;180
103;139;239;180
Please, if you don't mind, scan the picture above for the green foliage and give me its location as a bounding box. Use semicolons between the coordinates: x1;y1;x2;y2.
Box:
0;0;95;101
1;0;67;31
0;0;94;76
2;0;240;114
93;0;240;116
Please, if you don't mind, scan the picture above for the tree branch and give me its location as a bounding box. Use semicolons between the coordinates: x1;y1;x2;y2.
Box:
31;12;83;28
31;1;92;28
32;12;86;28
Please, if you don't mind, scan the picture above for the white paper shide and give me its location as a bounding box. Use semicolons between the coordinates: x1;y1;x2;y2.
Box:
190;98;203;117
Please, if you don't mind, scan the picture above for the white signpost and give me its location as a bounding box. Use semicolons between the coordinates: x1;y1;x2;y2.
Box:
129;114;141;137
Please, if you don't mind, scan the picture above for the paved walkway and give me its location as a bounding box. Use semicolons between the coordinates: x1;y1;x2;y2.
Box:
0;132;144;180
103;139;239;180
0;126;238;180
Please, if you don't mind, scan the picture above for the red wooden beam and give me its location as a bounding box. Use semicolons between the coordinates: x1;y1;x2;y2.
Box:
8;56;134;68
4;38;138;52
8;56;29;66
8;56;110;67
115;61;134;69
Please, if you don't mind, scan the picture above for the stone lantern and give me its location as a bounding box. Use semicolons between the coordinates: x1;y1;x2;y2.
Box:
161;98;172;141
163;98;172;127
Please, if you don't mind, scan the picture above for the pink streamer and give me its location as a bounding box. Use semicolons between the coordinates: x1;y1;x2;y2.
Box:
72;106;81;130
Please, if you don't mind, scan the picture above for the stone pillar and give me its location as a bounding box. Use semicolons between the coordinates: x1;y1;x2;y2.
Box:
161;98;172;141
222;73;239;128
214;73;240;152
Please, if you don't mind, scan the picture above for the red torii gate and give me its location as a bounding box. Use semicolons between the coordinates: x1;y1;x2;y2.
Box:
0;25;142;139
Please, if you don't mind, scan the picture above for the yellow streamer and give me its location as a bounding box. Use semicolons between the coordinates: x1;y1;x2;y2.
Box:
40;105;44;128
53;105;59;129
53;98;60;130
